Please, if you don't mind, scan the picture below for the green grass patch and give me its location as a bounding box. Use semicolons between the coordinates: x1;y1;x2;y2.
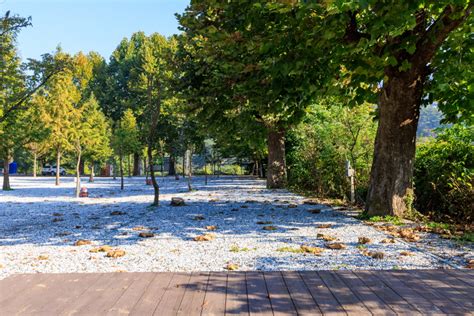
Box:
229;245;253;252
356;213;404;226
276;246;304;253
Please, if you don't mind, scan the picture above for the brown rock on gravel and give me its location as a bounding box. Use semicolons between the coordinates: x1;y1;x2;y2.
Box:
262;226;278;231
205;225;218;231
74;239;92;246
225;263;239;271
170;197;185;206
326;243;346;250
138;232;155;238
193;233;216;242
106;250;126;258
300;245;325;255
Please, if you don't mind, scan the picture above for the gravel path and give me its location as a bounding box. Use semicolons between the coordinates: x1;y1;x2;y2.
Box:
0;176;471;279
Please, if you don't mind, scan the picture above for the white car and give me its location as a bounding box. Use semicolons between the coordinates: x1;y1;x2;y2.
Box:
42;165;66;176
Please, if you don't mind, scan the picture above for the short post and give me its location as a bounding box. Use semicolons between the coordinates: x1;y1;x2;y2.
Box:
346;160;355;204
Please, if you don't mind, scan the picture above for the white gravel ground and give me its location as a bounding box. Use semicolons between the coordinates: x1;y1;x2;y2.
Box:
0;176;470;279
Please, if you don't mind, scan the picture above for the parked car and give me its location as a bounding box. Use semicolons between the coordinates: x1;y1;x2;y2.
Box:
41;165;66;176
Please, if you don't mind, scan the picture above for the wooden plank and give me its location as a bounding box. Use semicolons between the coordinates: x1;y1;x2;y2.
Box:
245;272;272;316
280;271;320;315
390;270;471;315
336;271;396;316
445;269;474;287
377;271;445;315
153;272;191;316
319;271;371;316
425;269;474;297
0;274;64;314
354;270;419;315
201;272;227;316
177;272;209;316
299;271;346;316
24;273;103;315
129;273;173;315
262;271;296;316
0;273;48;305
72;273;137;314
106;272;155;315
412;270;473;311
226;272;249;316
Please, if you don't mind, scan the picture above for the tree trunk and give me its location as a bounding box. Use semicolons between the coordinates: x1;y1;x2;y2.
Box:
119;154;124;190
33;152;37;178
169;153;176;176
55;148;61;186
79;159;85;176
187;149;193;192
2;151;11;190
267;128;287;189
75;150;81;198
89;162;94;183
127;154;131;177
144;157;148;182
133;152;140;176
148;146;160;206
366;70;423;217
182;152;186;178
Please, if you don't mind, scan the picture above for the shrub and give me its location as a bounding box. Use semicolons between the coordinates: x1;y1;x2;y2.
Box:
414;124;474;223
287;99;376;202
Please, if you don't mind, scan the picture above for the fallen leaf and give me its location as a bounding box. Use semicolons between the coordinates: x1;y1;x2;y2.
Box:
300;245;324;255
326;243;346;250
358;237;372;244
225;263;239;271
90;245;112;253
106;249;126;258
205;225;218;231
37;255;49;260
262;226;277;231
318;234;336;242
400;251;413;256
316;224;332;229
380;238;396;244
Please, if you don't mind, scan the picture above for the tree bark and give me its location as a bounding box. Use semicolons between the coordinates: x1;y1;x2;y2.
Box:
148;146;160;206
187;149;193;191
366;70;423;217
182;151;186;178
75;150;81;198
267;128;287;189
133;152;140;176
119;154;124;190
79;159;85;176
169;153;176;176
33;152;37;178
89;162;94;183
2;151;11;190
55;148;61;186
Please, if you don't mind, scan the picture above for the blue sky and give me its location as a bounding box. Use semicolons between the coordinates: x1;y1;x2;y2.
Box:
2;0;189;61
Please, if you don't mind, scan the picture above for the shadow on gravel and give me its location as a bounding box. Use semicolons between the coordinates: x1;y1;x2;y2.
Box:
0;175;354;249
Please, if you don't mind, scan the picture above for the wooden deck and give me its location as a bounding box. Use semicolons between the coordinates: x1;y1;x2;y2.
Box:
0;269;472;315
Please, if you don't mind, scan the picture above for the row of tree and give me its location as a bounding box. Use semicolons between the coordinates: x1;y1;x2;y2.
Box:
176;1;473;217
1;1;473;217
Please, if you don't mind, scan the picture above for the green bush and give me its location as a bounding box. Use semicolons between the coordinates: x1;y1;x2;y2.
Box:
287;99;376;201
414;124;474;223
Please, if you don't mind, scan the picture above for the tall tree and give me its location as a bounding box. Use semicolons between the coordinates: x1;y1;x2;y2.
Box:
323;1;473;216
178;1;329;188
112;109;140;190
